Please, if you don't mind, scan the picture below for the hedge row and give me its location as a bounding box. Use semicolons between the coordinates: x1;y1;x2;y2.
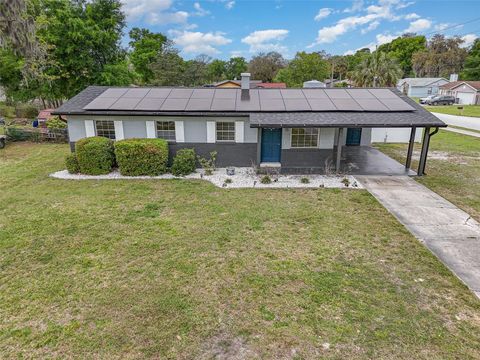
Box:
66;137;197;176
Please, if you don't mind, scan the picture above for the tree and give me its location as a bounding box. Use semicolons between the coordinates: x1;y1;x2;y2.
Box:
412;34;468;77
207;59;227;82
377;34;426;77
248;52;286;82
461;38;480;80
274;51;330;87
183;55;211;86
129;27;168;84
225;57;247;80
351;51;402;87
150;46;185;86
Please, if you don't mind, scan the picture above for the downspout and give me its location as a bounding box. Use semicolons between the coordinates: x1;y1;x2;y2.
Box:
418;127;439;176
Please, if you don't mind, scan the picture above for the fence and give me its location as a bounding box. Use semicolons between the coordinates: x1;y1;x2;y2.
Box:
5;127;69;143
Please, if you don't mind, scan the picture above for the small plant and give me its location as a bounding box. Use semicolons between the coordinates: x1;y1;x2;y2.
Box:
197;151;217;175
224;178;232;184
46;116;67;129
65;153;80;174
171;148;196;176
260;175;272;184
341;177;350;187
300;177;310;184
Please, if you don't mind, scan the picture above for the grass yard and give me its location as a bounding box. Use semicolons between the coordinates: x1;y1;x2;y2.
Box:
375;130;480;222
1;143;479;359
424;104;480;118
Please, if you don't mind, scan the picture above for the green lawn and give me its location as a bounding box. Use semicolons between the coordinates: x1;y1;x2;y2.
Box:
424;105;480;118
375;130;480;222
1;143;479;359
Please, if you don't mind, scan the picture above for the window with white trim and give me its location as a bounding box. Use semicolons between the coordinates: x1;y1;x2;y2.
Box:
156;121;176;141
216;121;235;142
95;120;116;139
291;128;319;148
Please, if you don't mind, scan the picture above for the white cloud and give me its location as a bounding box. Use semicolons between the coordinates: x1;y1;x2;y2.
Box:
193;2;210;16
241;29;289;53
314;8;332;21
404;18;431;33
434;22;451;31
315;13;379;44
361;20;380;34
230;50;243;57
405;13;420;20
376;33;397;45
344;0;364;13
461;34;477;48
122;0;189;25
225;1;235;10
171;30;232;55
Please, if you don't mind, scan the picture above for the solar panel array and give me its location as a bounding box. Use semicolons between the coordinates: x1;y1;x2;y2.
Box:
83;88;415;112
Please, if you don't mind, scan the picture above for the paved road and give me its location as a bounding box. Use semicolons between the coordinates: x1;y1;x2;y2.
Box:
359;176;480;299
443;127;480;138
431;112;480;131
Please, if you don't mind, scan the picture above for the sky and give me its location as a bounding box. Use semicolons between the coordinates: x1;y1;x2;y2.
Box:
122;0;480;59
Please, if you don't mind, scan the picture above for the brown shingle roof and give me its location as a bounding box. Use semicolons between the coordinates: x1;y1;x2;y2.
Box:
440;81;480;91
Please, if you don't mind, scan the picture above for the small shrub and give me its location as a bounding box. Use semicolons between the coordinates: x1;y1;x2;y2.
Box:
15;104;39;119
260;175;272;184
197;151;217;175
115;138;168;176
341;177;350;187
0;104;15;118
46;116;67;129
65;153;80;174
171;148;196;176
300;177;310;184
76;136;115;175
224;178;232;184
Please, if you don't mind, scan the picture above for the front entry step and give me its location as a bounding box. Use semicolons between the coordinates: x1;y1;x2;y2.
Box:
260;162;281;168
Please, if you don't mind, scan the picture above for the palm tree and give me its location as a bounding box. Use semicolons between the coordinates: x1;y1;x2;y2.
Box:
351;51;402;87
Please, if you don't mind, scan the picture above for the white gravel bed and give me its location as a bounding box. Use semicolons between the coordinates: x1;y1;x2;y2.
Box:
50;167;363;189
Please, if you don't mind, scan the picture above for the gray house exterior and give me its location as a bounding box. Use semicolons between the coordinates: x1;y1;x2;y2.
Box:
54;77;445;176
397;78;449;98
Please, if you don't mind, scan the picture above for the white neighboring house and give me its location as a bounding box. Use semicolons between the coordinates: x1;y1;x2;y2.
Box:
397;78;449;98
438;81;480;105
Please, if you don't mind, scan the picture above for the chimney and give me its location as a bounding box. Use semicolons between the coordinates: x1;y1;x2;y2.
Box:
241;73;251;90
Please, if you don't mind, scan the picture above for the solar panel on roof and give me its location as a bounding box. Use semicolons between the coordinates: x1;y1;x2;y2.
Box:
260;99;286;111
369;89;396;98
134;97;166;111
124;88;150;98
346;89;375;99
185;98;213;111
211;98;236;111
284;98;311;111
146;88;172;98
280;89;304;99
98;88;128;98
355;98;389;111
160;98;189;110
109;97;142;110
83;97;119;110
378;98;414;111
330;98;362;111
235;90;260;111
192;89;215;98
326;89;351;99
169;89;193;98
306;98;337;111
214;89;237;99
302;89;328;99
259;89;282;99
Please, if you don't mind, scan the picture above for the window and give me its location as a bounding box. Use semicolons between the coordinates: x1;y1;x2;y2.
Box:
156;121;176;141
216;122;235;142
291;128;319;148
95;120;116;139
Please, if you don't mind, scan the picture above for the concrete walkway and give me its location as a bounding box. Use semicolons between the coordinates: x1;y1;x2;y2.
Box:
443;126;480;138
359;176;480;298
431;112;480;131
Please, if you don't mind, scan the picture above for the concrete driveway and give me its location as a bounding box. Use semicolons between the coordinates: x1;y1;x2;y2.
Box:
431;112;480;131
359;176;480;298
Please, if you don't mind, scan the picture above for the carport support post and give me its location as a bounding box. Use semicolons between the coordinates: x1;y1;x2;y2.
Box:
417;127;431;176
335;128;343;173
405;127;416;170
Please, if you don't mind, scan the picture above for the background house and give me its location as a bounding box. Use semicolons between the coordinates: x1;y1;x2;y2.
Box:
397;78;449;98
438;81;480;105
210;80;286;89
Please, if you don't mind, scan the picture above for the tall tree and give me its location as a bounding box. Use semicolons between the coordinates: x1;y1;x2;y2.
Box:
377;34;426;77
412;34;468;77
461;38;480;80
150;46;185;86
224;57;247;80
248;52;286;82
207;59;227;82
351;51;402;87
274;51;330;87
183;54;211;86
129;27;167;84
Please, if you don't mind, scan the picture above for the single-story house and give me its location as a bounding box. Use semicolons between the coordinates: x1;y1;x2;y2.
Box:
211;79;286;89
438;81;480;105
397;78;449;98
37;109;55;127
53;74;445;176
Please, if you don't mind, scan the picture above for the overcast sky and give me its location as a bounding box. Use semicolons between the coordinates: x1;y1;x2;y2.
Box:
122;0;480;59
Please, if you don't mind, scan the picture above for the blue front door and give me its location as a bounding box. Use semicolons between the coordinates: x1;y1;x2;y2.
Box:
261;128;282;162
346;128;362;146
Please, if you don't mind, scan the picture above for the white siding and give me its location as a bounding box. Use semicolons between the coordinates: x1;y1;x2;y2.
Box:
114;120;124;140
318;128;335;149
371;128;422;143
235;121;244;143
85;120;95;137
174;120;185;142
206;121;216;143
146;120;156;138
282;128;291;149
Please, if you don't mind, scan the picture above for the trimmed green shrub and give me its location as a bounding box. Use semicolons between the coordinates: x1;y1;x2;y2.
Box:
260;175;272;184
171;148;196;176
76;136;115;175
65;153;80;174
114;138;168;176
46;116;67;129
